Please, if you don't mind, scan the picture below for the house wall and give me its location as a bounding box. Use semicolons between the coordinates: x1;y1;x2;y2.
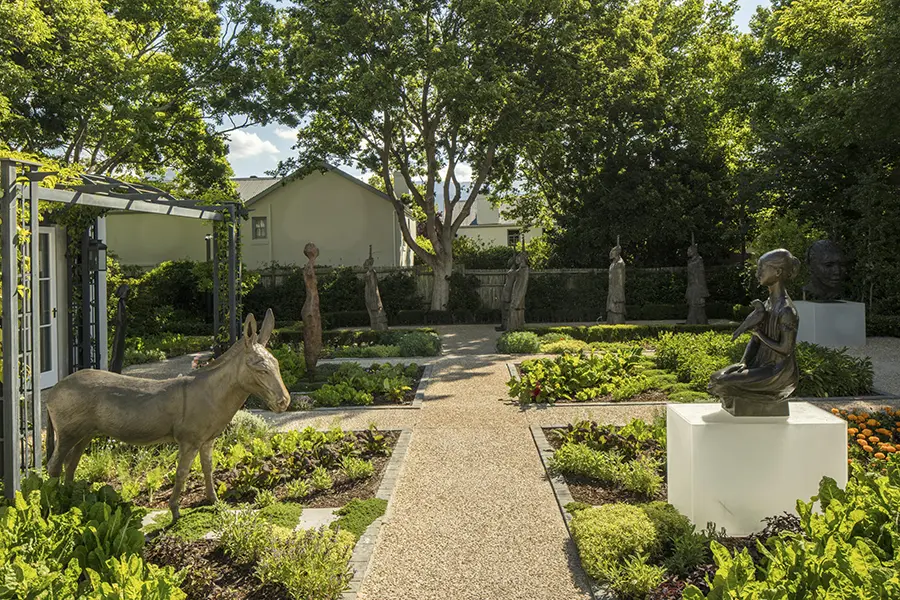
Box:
456;225;544;248
244;171;412;269
104;213;212;266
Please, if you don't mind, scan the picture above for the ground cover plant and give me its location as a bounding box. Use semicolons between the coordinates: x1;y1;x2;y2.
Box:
509;331;875;404
120;334;213;368
547;418;900;599
309;362;422;408
75;412;396;509
272;327;441;358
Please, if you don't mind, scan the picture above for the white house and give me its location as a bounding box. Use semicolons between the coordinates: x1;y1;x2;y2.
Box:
105;165;417;269
455;192;543;248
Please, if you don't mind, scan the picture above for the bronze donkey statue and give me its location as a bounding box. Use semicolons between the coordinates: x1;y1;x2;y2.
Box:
46;309;290;522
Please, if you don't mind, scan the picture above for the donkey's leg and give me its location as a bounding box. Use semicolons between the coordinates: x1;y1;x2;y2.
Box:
199;441;218;504
169;445;200;523
47;432;77;479
63;438;92;485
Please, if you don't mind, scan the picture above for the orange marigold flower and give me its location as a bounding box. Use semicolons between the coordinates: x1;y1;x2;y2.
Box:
869;436;881;444
863;445;874;452
875;452;886;459
867;419;878;427
847;415;858;421
847;428;859;435
857;439;868;447
876;428;892;436
859;413;869;419
885;446;897;453
862;429;873;436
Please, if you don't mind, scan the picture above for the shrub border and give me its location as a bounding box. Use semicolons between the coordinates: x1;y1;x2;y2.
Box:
530;425;606;600
507;363;672;408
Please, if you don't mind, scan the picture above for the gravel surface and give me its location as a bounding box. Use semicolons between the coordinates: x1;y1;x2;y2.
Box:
359;354;592;600
845;337;900;395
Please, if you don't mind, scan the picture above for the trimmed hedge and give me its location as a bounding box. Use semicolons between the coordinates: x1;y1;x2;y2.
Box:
526;323;736;343
867;314;900;337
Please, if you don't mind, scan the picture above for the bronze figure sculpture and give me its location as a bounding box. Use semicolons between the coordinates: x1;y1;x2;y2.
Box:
606;238;626;325
802;240;845;302
302;242;323;375
685;235;709;325
501;251;530;331
364;246;389;332
708;249;801;417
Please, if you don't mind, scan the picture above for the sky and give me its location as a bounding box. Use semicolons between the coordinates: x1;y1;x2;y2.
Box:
225;0;769;182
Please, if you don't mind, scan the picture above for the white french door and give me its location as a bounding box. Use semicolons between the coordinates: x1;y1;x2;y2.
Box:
38;228;59;388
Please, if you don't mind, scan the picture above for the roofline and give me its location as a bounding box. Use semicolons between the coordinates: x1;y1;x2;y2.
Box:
242;162;412;218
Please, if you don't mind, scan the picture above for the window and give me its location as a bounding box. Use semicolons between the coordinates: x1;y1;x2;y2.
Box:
252;216;268;240
507;229;521;247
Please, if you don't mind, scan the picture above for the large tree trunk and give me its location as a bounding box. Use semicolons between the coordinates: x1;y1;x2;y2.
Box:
430;258;452;311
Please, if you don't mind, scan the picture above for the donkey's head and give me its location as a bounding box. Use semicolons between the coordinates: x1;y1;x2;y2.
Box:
237;309;290;413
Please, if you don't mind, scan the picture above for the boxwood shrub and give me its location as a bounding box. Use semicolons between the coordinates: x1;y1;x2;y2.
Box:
496;331;541;354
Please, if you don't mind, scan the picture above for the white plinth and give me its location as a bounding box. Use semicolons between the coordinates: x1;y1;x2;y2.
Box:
667;403;847;536
795;300;866;348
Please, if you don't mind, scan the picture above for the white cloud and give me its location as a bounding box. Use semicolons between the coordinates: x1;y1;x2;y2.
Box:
274;126;299;141
227;131;279;159
454;163;473;182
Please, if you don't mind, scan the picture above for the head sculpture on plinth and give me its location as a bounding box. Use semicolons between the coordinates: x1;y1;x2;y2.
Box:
708;248;801;417
803;240;845;302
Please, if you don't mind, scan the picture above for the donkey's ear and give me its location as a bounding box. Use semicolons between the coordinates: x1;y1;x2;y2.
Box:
258;309;275;347
243;313;258;346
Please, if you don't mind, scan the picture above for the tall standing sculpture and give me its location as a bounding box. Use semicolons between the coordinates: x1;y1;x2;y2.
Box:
302;242;323;375
708;249;801;417
109;284;130;373
802;240;845;302
364;246;388;332
685;234;709;325
606;237;626;325
507;251;530;331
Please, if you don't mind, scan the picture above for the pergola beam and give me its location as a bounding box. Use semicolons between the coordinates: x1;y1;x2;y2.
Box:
27;187;225;221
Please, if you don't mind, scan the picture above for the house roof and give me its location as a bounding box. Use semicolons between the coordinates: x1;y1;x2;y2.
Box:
236;163;394;207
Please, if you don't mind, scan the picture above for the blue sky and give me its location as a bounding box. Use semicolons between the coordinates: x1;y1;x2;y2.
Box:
225;0;769;180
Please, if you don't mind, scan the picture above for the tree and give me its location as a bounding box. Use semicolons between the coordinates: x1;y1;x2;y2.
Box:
276;0;578;309
509;0;744;267
0;0;284;192
733;0;900;309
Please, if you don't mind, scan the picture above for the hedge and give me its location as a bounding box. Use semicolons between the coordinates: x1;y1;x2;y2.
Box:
867;315;900;337
526;323;736;343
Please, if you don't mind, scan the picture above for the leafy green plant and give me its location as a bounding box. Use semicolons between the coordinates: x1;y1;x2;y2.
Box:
397;330;442;356
549;443;663;496
83;554;186;599
600;554;666;600
270;344;306;389
795;343;874;397
255;488;279;508
640;501;693;557
144;505;224;541
540;339;590;354
340;457;375;481
329;498;388;541
286;479;312;500
258;502;304;529
663;530;711;577
570;503;658;583
313;382;374;407
310;467;334;492
497;331;541;354
510;348;643;403
218;509;271;565
255;527;354;600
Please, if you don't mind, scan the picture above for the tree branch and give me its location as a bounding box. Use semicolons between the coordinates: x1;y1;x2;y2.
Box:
452;142;496;233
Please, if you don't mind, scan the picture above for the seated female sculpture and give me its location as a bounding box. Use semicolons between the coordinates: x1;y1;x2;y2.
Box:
708;249;801;417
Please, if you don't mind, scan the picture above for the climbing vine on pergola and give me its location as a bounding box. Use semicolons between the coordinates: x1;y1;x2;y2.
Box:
0;157;246;498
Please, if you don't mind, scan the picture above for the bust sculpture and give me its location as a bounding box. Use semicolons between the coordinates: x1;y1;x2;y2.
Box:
685;235;709;325
606;238;626;325
364;247;388;332
802;240;845;302
708;249;801;417
302;242;323;375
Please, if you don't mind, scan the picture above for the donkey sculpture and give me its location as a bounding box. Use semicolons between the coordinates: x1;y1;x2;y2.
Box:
46;309;290;522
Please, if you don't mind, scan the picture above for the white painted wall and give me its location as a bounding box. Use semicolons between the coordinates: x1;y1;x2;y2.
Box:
456;224;544;248
105;213;212;266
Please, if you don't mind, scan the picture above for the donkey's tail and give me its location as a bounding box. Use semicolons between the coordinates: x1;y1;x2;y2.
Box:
46;410;56;467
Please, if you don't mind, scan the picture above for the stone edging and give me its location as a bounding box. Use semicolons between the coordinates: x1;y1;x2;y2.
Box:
530;425;607;600
342;428;413;600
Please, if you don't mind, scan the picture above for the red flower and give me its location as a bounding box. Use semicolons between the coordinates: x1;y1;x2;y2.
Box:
531;385;542;398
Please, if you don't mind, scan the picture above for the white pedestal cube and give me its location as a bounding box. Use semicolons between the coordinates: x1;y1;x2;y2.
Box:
667;403;847;536
795;300;866;348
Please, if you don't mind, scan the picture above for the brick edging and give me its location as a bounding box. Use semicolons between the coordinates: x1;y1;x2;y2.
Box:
342;428;413;600
530;425;610;600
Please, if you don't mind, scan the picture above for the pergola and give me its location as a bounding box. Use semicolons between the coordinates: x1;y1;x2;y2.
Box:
0;157;245;498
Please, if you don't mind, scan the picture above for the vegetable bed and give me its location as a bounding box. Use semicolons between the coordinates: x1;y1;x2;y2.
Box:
543;418;900;599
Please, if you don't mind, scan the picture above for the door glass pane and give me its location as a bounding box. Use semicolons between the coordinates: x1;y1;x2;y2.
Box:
40;276;51;326
40;326;52;372
39;233;50;278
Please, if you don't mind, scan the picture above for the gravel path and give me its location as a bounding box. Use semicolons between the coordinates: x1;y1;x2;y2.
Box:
846;337;900;395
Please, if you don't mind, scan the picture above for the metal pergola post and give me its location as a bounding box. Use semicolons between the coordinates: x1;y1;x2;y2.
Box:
212;233;220;343
1;158;43;498
226;204;238;344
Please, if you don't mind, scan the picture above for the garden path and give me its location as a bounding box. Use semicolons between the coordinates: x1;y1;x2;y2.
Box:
356;325;593;600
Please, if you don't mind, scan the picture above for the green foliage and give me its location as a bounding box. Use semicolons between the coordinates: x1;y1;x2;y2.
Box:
510;348;643;403
564;501;592;514
664;530;712;578
447;272;482;311
795;343;874;397
640;502;693;557
313;382;374;407
570;504;658;583
683;465;900;599
308;362;419;407
655;331;746;391
552;418;667;463
220;411;272;448
329;344;402;358
145;505;224;541
285;479;313;500
258;502;304;529
747;210;825;289
540;339;590;354
309;467;334;492
270;345;306;389
601;554;667;600
218;509;271;565
329;498;388;541
255;527;354;600
397;331;442;357
549;444;663;496
83;554;186;600
452;236;517;270
341;457;375;482
121;334;212;368
497;331;542;354
527;323;736;344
